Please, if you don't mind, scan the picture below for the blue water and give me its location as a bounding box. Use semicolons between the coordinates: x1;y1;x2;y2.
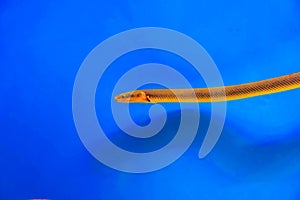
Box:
1;0;300;199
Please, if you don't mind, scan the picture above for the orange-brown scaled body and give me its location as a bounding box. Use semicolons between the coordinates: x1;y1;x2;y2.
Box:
115;72;300;103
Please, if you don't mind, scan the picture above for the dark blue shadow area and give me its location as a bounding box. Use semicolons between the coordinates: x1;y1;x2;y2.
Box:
65;109;300;199
1;0;300;199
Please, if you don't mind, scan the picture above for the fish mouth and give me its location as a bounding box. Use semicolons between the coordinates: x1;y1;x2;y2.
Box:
114;91;152;103
114;93;130;103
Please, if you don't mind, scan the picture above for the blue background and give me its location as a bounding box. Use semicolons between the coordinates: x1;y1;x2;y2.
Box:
1;0;300;199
